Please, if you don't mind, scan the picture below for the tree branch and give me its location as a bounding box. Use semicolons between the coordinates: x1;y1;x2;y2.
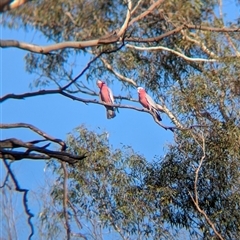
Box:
185;24;240;32
0;149;50;160
99;56;137;86
117;0;132;38
0;123;66;150
61;42;125;91
131;0;144;15
126;44;217;62
0;170;10;188
181;31;218;58
1;24;239;54
0;88;209;131
0;138;87;164
3;158;34;240
129;0;165;26
188;134;224;240
0;0;29;12
61;162;71;240
68;200;83;230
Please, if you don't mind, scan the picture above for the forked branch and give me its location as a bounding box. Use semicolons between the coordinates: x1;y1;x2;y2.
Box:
3;158;34;240
189;134;224;240
0;123;87;164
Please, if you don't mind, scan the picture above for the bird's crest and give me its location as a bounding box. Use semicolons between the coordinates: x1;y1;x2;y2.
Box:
97;80;105;88
137;87;144;93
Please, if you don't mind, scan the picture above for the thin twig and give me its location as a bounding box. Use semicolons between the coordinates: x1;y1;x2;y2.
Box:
68;200;83;229
61;162;71;240
3;158;34;240
99;56;137;86
0;170;10;188
61;42;125;91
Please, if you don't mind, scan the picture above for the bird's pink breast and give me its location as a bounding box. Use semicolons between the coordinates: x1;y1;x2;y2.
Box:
100;85;111;103
139;92;149;109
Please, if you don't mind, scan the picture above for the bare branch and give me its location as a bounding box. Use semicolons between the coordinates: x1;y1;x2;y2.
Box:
117;0;132;38
126;44;217;62
224;33;240;57
185;24;240;32
0;39;100;54
62;42;125;91
0;0;29;12
0;137;87;164
68;201;83;230
61;162;71;240
127;25;185;43
181;31;218;58
158;100;185;130
0;123;66;150
2;158;34;240
0;149;49;160
188;134;224;240
194;133;206;206
0;88;208;131
1;23;239;54
0;170;10;188
99;57;137;86
129;0;165;26
131;0;144;15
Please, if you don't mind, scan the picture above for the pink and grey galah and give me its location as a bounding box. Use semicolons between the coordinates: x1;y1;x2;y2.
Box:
137;87;162;121
97;80;116;119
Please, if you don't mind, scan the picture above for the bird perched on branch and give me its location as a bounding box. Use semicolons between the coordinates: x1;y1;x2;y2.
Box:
137;87;162;121
97;80;116;119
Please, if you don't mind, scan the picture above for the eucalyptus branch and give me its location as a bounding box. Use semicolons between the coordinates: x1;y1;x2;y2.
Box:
194;133;205;206
0;137;87;164
0;149;50;160
224;33;240;57
117;0;132;38
129;0;165;26
126;44;217;62
157;97;184;130
1;24;239;54
185;24;240;32
0;39;101;53
0;0;29;12
68;200;83;229
0;89;208;131
0;123;66;150
61;162;71;240
99;56;137;86
131;0;144;15
61;42;125;91
188;134;224;240
181;31;218;58
0;170;10;188
3;158;34;240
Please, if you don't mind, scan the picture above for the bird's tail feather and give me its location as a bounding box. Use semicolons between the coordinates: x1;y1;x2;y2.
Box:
106;108;116;119
153;109;162;121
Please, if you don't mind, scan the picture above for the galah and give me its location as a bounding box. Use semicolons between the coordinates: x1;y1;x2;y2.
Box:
137;87;162;121
97;80;116;119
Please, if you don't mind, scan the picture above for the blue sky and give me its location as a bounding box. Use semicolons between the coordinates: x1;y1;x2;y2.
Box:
0;25;173;239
